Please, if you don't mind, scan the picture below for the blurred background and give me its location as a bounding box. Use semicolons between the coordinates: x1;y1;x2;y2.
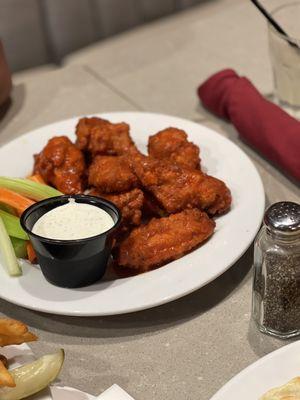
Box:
0;0;205;72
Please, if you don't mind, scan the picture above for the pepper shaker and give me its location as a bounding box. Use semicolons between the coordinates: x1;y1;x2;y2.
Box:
252;201;300;339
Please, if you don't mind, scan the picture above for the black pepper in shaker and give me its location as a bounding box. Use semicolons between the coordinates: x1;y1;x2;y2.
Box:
252;201;300;339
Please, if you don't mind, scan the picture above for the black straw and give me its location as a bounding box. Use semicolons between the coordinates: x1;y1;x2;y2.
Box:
250;0;299;49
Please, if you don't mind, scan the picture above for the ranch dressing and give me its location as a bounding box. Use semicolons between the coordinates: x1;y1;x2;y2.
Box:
32;199;114;240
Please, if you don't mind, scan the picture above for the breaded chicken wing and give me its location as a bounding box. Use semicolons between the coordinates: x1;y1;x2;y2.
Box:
88;155;138;193
199;175;232;216
116;209;215;272
129;154;231;215
142;192;166;218
148;127;200;169
90;188;144;228
75;117;110;151
76;117;136;157
33;136;86;194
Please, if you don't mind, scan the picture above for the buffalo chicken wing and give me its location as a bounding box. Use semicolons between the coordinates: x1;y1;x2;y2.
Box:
33;136;86;194
90;188;144;228
76;117;136;157
129;154;231;215
116;209;215;272
88;155;138;193
148;127;200;170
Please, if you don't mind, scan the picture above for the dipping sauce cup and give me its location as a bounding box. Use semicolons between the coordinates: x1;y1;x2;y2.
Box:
20;195;121;288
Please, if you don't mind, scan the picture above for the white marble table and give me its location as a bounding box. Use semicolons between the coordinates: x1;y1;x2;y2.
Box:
0;1;299;399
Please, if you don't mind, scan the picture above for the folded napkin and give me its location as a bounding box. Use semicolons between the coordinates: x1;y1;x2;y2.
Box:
197;69;300;182
97;384;135;399
51;384;135;400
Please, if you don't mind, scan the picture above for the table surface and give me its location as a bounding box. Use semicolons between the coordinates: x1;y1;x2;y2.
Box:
0;1;299;399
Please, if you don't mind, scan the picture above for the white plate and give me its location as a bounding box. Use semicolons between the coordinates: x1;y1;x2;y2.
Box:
0;112;264;316
1;344;95;400
210;341;300;399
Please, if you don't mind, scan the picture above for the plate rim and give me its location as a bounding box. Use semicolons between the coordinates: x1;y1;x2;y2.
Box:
0;111;265;316
210;340;300;399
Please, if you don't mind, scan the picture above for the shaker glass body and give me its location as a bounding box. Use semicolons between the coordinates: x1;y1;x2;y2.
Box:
252;226;300;338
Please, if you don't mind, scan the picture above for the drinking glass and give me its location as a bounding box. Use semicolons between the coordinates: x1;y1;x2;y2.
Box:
268;2;300;114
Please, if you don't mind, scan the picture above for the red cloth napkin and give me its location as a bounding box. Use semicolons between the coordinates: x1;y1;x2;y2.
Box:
197;69;300;182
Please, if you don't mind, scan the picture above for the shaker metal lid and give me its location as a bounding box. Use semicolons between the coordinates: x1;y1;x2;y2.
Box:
264;202;300;232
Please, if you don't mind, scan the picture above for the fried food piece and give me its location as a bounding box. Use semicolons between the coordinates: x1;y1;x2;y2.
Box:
75;117;136;157
129;154;231;215
0;360;15;388
0;319;37;348
90;188;144;227
0;319;38;347
148;127;200;169
0;319;27;337
75;117;110;151
142;192;166;218
0;355;8;369
88;156;138;193
88;123;136;156
33;136;86;194
200;175;232;215
116;209;215;272
260;377;300;400
0;331;37;347
0;319;38;388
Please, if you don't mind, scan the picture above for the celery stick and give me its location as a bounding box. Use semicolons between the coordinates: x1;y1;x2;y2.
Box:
0;210;28;240
0;217;22;276
10;237;27;258
0;177;62;201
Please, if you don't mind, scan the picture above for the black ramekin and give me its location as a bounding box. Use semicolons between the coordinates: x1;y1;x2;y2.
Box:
20;194;121;288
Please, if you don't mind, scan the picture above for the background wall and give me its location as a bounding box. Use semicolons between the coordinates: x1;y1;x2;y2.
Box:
0;0;206;72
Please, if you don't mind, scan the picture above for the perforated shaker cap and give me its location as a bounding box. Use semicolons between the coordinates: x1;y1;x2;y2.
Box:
264;202;300;233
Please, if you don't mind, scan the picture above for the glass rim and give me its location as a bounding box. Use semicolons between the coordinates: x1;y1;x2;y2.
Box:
269;1;300;46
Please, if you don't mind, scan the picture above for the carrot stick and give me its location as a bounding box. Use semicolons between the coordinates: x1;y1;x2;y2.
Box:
26;242;37;263
27;174;45;184
0;188;35;215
